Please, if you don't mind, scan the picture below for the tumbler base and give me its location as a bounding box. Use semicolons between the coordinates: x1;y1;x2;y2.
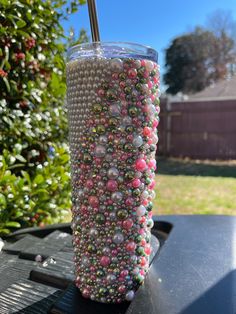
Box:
50;235;160;313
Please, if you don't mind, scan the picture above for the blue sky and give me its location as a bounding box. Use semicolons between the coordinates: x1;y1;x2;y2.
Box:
62;0;236;72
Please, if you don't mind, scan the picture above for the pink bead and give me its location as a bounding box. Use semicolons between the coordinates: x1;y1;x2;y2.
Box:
135;158;147;172
119;81;126;88
120;270;129;277
88;196;99;208
142;199;148;206
126;241;136;252
97;89;105;97
100;256;111;267
112;73;119;80
148;159;156;169
140;257;147;267
143;126;152;137
82;288;90;298
153;119;159;128
118;285;126;293
140;216;146;224
143;70;149;78
141;239;146;247
149;180;156;190
145;244;152;255
127;68;137;79
153;76;158;84
132;178;141;188
148;81;153;89
150;94;155;101
125;197;134;206
106;179;118;192
81;205;88;214
122;219;133;230
112;249;118;256
139;228;145;235
90;266;95;272
140;269;145;276
85;179;94;189
141;60;146;67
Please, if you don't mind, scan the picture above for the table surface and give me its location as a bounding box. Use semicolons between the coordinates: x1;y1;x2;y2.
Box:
0;215;235;314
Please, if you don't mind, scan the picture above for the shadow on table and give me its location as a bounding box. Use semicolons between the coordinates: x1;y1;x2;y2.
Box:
157;157;236;178
181;270;236;314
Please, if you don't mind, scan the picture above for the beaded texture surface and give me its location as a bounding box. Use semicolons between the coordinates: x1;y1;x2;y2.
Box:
66;56;160;303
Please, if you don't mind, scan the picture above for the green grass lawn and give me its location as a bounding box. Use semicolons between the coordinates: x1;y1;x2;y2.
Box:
64;157;236;221
153;158;236;215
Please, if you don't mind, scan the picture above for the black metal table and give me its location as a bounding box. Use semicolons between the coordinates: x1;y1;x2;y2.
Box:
0;215;235;314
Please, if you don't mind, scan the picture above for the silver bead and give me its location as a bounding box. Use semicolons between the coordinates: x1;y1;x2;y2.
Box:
113;232;124;244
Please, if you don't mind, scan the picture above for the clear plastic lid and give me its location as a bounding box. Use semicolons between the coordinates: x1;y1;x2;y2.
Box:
67;42;158;62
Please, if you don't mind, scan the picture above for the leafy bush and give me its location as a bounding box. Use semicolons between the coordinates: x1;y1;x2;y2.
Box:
0;0;86;235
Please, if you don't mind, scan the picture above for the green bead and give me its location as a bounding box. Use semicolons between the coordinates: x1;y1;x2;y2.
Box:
137;66;145;76
106;89;117;101
107;146;114;153
83;153;92;164
150;70;156;77
87;278;94;285
128;106;139;117
141;99;148;105
134;274;144;284
76;225;81;233
123;143;133;152
150;144;156;152
126;157;134;165
154;98;160;106
140;78;147;84
107;205;114;211
124;86;132;94
146;202;153;211
95;213;105;225
109;288;115;295
92;103;102;114
99;287;108;295
125;125;135;133
116;209;128;220
136;246;145;256
124;170;135;181
136;83;142;92
135;234;143;243
119;73;126;80
132;188;141;197
108;117;118;128
88;136;94;143
87;244;96;253
101;82;109;90
96;125;106;134
152;87;157;94
96;269;105;277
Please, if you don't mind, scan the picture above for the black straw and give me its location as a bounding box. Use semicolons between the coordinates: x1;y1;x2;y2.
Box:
87;0;100;42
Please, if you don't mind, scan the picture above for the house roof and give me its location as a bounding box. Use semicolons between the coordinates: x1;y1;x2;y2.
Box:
187;75;236;101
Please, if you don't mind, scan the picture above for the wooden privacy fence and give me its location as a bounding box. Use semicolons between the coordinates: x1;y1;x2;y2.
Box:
158;98;236;159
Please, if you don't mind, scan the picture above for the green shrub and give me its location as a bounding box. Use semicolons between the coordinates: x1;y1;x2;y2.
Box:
0;0;86;235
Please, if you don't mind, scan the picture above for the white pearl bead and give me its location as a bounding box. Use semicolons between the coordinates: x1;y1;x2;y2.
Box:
136;205;146;216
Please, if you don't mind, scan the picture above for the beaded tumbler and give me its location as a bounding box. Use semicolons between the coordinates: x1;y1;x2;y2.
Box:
66;42;160;303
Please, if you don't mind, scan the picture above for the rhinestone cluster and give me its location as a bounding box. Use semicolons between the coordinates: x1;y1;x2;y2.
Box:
66;56;160;303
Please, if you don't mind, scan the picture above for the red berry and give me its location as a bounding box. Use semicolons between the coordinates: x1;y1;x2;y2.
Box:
0;69;7;77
